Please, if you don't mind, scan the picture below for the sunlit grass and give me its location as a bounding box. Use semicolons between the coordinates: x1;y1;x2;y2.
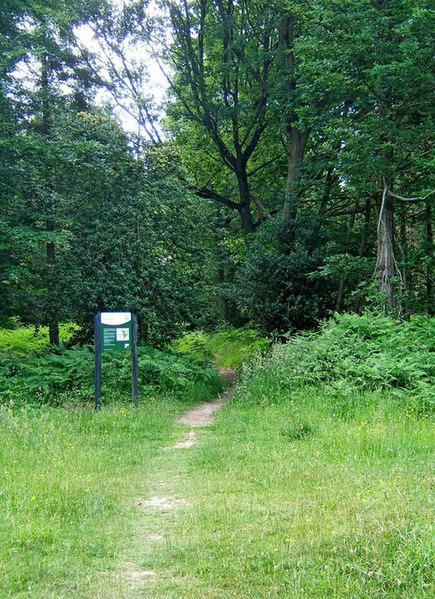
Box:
0;399;190;598
141;388;434;598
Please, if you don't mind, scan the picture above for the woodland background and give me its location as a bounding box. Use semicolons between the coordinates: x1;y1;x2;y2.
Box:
1;0;434;344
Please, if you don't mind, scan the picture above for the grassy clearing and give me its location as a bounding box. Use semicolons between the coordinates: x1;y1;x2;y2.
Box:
137;316;434;598
0;373;223;599
140;388;434;598
1;315;433;598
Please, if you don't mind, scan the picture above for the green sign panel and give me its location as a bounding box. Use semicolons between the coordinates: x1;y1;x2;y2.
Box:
100;312;132;352
94;311;139;410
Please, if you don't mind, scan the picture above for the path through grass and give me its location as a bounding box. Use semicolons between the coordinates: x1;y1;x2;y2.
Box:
1;371;433;597
0;398;199;598
136;388;434;598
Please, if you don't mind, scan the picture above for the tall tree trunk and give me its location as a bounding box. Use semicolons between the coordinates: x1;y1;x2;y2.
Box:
283;129;308;230
278;15;308;234
41;51;60;345
354;194;373;313
236;169;254;234
426;204;434;314
376;185;396;311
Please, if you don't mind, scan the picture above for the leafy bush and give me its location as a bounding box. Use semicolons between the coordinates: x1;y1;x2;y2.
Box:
0;345;222;407
228;217;337;334
237;313;435;412
172;328;270;369
0;321;79;354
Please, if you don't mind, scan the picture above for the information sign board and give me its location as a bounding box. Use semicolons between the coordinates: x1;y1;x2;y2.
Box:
94;311;139;410
100;312;132;352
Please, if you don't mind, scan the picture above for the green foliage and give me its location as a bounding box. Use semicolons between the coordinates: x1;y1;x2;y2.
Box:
0;345;222;408
172;328;270;369
230;218;337;333
237;314;435;411
0;322;79;354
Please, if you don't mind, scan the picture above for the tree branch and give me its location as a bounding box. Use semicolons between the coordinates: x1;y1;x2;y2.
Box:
194;187;240;211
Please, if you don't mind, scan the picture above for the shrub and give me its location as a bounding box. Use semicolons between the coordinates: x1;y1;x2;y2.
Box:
0;345;222;407
172;328;270;369
237;313;435;412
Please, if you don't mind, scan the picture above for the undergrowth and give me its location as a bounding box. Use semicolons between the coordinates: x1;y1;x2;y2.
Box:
0;345;222;408
172;327;269;369
237;313;435;413
0;321;79;354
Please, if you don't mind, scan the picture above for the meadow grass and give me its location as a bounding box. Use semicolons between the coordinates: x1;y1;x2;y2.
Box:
0;394;205;599
1;316;433;598
140;387;434;598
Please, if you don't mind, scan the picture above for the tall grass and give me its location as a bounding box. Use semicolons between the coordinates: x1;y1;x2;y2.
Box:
136;315;434;598
0;384;222;598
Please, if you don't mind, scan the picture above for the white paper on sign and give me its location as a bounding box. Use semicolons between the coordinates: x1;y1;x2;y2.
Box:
116;328;130;341
101;312;131;326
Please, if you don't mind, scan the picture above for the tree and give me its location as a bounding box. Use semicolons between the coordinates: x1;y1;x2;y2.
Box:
162;0;277;234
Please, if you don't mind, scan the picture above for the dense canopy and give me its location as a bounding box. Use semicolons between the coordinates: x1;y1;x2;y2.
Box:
1;0;434;339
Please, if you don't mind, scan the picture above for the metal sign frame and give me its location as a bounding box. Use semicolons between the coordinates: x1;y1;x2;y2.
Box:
94;311;139;411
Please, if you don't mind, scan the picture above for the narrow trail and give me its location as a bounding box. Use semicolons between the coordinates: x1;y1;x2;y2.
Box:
120;368;236;597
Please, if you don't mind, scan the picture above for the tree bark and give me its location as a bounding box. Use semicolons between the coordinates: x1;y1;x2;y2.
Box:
236;168;254;234
278;16;309;234
376;185;396;311
426;204;434;314
41;51;60;345
283;129;308;229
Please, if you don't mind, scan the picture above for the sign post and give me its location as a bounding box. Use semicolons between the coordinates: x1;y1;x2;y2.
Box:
94;311;139;410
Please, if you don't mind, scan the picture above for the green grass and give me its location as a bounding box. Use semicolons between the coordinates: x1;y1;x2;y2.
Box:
0;388;217;599
140;388;434;598
1;315;433;598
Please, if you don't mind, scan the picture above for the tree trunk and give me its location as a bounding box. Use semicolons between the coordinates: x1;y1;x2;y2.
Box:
236;169;254;234
426;204;434;315
42;51;60;345
278;16;308;234
283;129;308;230
353;194;373;313
376;186;396;311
